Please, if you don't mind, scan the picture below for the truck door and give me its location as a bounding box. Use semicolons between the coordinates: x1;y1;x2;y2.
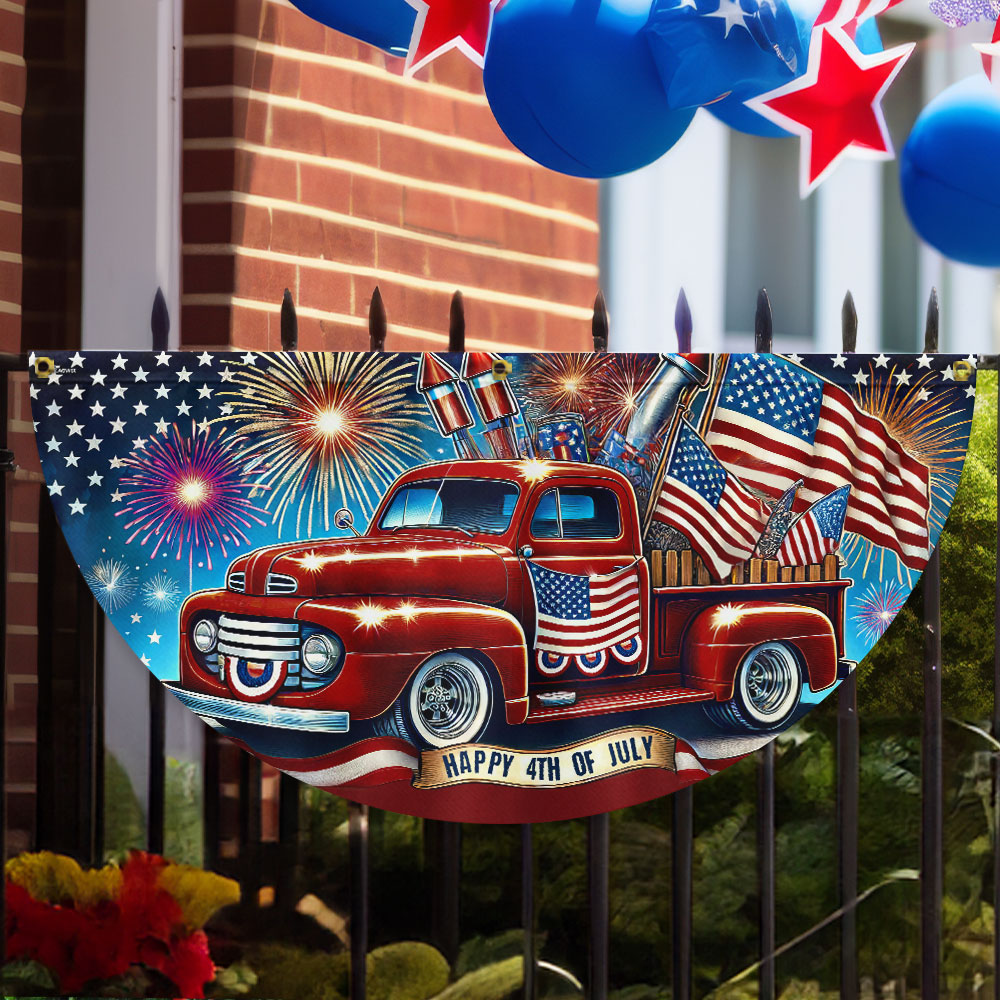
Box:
517;482;648;679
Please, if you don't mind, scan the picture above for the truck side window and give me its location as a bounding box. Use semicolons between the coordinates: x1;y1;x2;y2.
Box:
529;487;621;540
529;490;560;538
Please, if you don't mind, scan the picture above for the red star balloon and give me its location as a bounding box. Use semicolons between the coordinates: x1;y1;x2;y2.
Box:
972;15;1000;83
404;0;500;76
747;25;914;196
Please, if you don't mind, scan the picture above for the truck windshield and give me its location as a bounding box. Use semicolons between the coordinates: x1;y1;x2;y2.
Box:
378;478;520;535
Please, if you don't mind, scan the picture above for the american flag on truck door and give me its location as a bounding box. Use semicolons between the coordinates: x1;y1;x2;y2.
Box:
526;561;641;655
706;354;931;569
776;484;850;567
653;420;771;580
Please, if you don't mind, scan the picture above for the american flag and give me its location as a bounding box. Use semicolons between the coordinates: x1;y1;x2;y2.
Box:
706;355;932;570
777;485;850;567
526;561;641;656
653;421;771;580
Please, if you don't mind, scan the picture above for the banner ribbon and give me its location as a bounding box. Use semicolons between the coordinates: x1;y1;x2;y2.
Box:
414;726;677;789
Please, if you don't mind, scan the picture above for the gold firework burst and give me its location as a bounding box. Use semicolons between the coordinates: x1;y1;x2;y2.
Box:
520;354;606;414
218;353;427;534
588;355;660;435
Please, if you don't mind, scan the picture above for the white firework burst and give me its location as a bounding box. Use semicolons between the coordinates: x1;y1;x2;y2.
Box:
142;573;182;613
85;558;137;612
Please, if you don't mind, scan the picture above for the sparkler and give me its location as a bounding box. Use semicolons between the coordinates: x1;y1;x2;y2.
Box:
219;353;427;534
117;422;268;575
85;558;137;613
853;580;907;644
142;573;182;613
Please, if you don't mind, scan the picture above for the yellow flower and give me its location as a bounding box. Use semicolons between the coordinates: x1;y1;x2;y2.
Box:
158;863;240;930
5;851;122;908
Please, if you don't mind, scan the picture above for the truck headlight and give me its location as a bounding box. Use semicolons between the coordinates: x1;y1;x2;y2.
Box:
302;633;341;674
192;618;219;653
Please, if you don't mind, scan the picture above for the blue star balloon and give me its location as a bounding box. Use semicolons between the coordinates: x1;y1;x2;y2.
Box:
644;0;884;137
289;0;416;55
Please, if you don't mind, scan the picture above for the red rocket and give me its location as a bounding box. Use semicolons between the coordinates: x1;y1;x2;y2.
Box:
461;352;520;459
417;354;482;460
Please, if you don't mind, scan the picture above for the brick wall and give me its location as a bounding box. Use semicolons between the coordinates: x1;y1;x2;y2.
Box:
0;0;30;854
181;0;600;352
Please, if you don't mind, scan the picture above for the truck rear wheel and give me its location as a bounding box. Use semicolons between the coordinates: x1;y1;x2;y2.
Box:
405;652;493;749
705;641;803;733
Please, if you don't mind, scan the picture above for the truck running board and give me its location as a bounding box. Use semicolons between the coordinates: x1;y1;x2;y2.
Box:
526;685;714;723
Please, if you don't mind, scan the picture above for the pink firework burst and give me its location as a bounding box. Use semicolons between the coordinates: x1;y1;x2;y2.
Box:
117;422;268;572
853;580;908;644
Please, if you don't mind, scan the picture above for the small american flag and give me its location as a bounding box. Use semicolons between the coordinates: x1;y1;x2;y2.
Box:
707;355;931;570
535;415;588;462
777;485;850;567
527;561;641;656
653;420;770;580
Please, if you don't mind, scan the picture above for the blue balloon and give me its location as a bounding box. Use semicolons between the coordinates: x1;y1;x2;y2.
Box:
645;0;884;137
484;0;697;178
289;0;415;55
901;75;1000;267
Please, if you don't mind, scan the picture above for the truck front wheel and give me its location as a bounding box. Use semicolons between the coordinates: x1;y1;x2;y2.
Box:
405;652;494;748
705;641;803;733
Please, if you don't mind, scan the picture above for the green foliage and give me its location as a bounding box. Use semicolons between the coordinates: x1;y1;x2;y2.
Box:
246;943;347;1000
860;371;997;718
454;930;528;979
103;753;204;867
208;960;258;997
1;959;58;996
429;955;522;1000
103;750;144;862
367;941;450;1000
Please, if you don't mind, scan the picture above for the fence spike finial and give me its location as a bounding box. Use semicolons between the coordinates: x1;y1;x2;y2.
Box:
281;288;298;352
924;287;939;354
449;290;465;353
592;290;609;354
841;291;857;353
151;287;169;352
369;286;387;353
675;288;692;354
754;288;773;353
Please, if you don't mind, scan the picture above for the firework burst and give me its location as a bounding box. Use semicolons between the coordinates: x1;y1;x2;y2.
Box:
85;558;137;612
588;355;660;437
116;422;268;573
844;366;973;581
218;353;427;534
142;573;182;613
853;580;907;644
520;354;606;415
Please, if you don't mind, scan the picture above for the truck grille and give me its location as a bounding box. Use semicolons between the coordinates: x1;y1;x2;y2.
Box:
227;572;245;593
266;573;298;595
217;615;300;663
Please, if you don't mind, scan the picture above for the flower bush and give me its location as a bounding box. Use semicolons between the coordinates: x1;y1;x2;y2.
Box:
4;850;240;997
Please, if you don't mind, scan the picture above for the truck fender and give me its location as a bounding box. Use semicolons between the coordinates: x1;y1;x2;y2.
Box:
681;601;839;699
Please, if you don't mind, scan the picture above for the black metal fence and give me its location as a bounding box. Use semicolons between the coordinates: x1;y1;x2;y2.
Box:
1;285;997;1000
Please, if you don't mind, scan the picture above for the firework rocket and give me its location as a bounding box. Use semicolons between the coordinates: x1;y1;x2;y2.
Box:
625;353;711;453
461;352;520;459
417;354;482;460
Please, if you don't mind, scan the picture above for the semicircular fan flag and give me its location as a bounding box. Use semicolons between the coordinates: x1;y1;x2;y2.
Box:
30;349;976;823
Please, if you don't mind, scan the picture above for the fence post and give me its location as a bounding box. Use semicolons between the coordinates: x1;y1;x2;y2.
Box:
921;289;943;1000
276;289;302;912
147;288;169;856
837;291;859;1000
672;287;694;1000
587;293;611;1000
993;346;1000;1000
754;289;777;1000
522;823;536;1000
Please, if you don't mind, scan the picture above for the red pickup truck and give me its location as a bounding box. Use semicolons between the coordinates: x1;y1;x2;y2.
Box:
170;459;849;749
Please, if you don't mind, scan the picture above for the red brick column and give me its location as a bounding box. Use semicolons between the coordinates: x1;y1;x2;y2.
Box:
0;0;34;854
181;0;599;352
